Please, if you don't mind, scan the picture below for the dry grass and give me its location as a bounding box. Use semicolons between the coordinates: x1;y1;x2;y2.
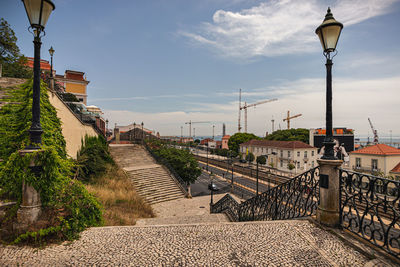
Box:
86;165;154;226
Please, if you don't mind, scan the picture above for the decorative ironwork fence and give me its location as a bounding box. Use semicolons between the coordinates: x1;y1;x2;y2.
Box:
340;169;400;258
211;167;320;222
211;194;240;221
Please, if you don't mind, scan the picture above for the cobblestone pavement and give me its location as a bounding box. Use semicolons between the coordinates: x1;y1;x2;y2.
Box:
0;220;381;266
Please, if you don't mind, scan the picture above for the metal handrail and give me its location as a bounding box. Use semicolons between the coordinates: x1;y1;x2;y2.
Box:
211;167;320;222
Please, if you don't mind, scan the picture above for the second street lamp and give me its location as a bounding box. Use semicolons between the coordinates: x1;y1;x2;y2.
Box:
48;46;54;89
315;7;343;160
22;0;55;148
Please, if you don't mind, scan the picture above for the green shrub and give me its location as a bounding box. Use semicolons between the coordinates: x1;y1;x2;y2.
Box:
0;80;102;244
76;135;114;183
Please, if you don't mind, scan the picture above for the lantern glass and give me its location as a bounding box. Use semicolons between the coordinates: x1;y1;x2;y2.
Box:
49;46;55;56
315;8;343;53
22;0;55;29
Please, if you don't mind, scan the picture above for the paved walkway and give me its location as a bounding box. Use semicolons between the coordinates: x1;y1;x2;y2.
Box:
1;220;382;266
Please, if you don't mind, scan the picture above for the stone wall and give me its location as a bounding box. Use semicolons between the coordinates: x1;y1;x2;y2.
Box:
47;90;98;158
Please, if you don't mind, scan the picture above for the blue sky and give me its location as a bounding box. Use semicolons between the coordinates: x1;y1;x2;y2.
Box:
1;0;400;138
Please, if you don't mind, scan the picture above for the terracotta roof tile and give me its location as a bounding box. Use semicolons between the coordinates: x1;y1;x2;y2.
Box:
241;140;314;149
391;162;400;173
351;144;400;156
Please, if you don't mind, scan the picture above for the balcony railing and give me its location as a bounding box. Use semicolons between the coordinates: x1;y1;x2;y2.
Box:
340;169;400;258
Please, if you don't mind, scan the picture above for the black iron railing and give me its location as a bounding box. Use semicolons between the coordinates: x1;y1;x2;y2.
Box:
340;169;400;258
143;142;188;195
211;194;240;221
211;167;319;222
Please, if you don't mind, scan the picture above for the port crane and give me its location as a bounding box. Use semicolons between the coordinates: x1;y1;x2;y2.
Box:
368;118;379;144
185;120;210;138
283;111;302;129
238;89;278;133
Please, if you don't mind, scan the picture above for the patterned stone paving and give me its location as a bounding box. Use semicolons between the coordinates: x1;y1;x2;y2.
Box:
0;220;384;266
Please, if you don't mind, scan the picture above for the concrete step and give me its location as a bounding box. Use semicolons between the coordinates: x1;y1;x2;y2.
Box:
134;183;181;192
109;144;185;205
135;214;229;226
139;188;183;198
145;194;184;205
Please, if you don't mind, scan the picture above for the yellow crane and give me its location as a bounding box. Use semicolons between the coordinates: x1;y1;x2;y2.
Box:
240;98;278;133
185;120;210;138
283;111;302;129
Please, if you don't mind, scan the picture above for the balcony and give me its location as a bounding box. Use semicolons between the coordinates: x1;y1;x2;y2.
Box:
353;166;381;174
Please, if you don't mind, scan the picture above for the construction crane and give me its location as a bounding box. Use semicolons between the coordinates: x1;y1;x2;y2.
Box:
238;89;242;132
271;116;275;132
283;111;302;129
185;120;210;138
368;118;379;144
239;97;278;133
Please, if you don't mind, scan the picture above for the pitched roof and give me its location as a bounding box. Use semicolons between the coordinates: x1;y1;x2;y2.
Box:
240;139;314;149
222;135;231;139
391;162;400;173
351;144;400;156
24;57;51;70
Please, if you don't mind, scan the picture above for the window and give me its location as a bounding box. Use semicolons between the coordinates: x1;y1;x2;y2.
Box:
311;151;314;157
280;150;283;158
372;159;378;170
304;151;308;158
356;158;361;168
79;98;84;102
311;161;314;168
280;160;283;167
297;151;300;157
261;148;264;153
288;151;291;158
297;162;300;168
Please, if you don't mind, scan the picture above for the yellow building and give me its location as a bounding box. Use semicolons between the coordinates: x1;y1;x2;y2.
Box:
349;144;400;177
56;70;89;104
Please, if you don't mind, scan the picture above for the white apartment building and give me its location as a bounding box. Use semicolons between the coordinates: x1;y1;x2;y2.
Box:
240;140;318;174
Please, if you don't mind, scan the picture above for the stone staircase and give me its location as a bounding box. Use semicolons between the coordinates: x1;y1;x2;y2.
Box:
109;144;185;204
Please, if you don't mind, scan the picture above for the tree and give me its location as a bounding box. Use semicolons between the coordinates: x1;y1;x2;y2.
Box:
0;18;32;78
265;128;310;143
228;132;261;154
245;152;255;163
256;155;266;165
287;163;295;172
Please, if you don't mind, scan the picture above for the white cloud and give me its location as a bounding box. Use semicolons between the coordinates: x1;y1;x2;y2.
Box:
180;0;397;59
104;75;400;137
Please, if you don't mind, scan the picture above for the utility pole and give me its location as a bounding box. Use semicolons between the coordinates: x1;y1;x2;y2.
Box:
212;125;215;140
180;126;183;141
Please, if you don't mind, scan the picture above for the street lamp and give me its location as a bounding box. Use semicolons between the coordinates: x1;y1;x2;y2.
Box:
48;46;54;77
141;122;144;142
316;7;343;160
22;0;55;149
133;122;136;140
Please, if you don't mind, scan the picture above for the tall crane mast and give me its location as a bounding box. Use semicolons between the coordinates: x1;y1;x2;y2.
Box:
238;89;242;132
184;120;210;138
240;98;278;133
368;118;379;144
283;110;302;129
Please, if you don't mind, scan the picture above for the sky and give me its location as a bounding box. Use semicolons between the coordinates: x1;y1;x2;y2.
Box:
1;0;400;138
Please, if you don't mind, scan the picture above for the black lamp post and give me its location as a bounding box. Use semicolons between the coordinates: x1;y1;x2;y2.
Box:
22;0;55;149
48;46;54;77
141;122;144;142
316;8;343;160
133;122;136;140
